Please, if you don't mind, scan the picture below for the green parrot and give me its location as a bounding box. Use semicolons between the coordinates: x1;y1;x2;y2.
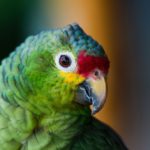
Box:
0;23;127;150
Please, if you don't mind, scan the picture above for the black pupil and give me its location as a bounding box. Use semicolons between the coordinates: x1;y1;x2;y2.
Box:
59;55;71;67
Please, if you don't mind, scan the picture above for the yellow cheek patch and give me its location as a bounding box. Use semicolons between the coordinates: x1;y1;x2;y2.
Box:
60;71;85;85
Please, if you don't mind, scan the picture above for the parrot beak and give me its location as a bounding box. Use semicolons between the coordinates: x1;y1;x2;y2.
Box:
76;76;107;114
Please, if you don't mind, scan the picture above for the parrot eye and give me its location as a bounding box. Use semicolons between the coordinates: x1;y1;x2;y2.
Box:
59;55;71;67
55;51;76;72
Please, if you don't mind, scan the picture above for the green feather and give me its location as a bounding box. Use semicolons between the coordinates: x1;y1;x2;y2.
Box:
0;23;127;149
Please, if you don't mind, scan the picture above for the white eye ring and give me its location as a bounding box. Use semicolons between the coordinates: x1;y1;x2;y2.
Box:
55;51;77;72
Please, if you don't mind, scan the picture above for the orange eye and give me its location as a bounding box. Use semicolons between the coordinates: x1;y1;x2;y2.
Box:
59;55;71;67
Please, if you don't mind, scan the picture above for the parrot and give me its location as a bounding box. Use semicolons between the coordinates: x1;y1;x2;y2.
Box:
0;23;127;150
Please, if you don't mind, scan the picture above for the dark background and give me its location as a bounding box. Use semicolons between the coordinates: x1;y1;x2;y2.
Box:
0;0;150;149
0;0;33;60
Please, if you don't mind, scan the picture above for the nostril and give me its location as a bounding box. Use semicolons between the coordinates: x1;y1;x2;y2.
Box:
94;70;99;76
92;69;102;79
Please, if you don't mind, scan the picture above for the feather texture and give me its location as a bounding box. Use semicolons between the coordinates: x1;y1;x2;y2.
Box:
0;23;127;150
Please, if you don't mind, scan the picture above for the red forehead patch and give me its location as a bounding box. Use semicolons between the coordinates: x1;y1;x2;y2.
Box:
77;50;110;77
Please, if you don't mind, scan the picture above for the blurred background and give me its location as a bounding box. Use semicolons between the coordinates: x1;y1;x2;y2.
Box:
0;0;150;149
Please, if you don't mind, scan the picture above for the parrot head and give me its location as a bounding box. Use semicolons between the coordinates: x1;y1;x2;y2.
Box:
1;23;109;115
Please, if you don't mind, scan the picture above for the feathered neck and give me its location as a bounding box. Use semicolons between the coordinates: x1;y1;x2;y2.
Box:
38;109;91;148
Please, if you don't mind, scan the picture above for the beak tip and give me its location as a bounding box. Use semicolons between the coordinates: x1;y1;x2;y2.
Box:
91;105;101;115
91;110;96;115
76;78;106;115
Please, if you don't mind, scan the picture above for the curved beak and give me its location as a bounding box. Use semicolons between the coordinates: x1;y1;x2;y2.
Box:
76;76;107;114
